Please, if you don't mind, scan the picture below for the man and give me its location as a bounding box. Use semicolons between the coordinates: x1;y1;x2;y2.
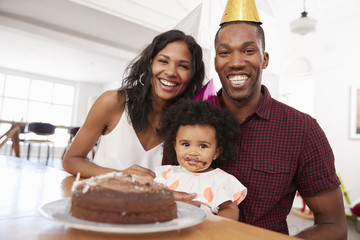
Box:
212;19;347;240
164;0;348;239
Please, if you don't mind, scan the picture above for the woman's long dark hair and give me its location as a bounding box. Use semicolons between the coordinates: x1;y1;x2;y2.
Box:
118;29;205;132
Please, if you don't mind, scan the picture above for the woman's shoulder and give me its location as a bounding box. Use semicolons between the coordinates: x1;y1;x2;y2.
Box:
96;90;125;110
87;90;126;134
99;90;122;102
88;90;125;120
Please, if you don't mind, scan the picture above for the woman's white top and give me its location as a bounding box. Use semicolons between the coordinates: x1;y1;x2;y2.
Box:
154;165;247;214
93;106;163;172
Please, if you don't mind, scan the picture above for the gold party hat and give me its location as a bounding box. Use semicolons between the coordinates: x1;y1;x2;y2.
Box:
220;0;261;25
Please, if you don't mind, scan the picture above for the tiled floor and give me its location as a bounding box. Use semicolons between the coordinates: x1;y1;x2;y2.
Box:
27;156;360;239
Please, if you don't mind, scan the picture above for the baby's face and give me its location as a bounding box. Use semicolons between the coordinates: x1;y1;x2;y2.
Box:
174;124;220;172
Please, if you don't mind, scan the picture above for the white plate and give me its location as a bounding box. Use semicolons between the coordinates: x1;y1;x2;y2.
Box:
39;197;205;233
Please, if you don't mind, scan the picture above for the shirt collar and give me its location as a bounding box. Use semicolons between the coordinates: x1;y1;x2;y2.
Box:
217;85;272;121
256;85;272;120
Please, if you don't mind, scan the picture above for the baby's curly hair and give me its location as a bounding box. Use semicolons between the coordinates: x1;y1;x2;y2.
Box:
159;99;239;168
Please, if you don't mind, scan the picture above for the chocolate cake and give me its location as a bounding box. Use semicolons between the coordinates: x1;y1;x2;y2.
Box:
70;172;177;224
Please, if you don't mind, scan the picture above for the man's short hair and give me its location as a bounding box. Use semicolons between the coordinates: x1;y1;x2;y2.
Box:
214;21;265;52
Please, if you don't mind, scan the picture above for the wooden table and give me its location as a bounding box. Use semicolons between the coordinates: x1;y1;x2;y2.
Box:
0;121;24;157
0;120;74;158
0;156;300;240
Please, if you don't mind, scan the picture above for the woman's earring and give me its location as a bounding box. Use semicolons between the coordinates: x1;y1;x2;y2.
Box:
139;73;145;86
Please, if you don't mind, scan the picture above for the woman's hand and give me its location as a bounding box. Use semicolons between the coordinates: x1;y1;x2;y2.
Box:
122;164;156;179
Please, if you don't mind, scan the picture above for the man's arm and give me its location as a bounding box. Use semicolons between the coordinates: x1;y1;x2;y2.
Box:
296;187;347;240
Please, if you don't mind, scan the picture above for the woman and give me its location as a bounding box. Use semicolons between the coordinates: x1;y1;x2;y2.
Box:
62;30;204;178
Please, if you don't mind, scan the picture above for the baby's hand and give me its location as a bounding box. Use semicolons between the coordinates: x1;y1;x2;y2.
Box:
173;191;201;207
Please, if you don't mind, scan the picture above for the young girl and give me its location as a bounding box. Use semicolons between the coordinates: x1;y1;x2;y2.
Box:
154;99;247;220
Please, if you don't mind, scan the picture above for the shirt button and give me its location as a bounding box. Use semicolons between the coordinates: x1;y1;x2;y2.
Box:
269;165;274;170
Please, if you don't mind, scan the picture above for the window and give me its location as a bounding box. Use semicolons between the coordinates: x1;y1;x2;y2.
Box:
0;72;76;150
0;73;75;126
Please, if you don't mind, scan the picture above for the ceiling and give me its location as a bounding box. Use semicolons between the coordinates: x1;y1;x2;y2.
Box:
0;0;359;84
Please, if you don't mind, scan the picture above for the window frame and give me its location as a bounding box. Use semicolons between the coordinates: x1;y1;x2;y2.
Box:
0;69;76;126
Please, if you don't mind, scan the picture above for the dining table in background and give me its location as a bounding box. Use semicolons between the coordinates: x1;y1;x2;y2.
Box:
0;120;24;157
0;155;300;240
0;120;74;158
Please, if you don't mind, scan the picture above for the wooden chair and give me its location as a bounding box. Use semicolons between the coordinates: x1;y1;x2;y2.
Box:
25;122;56;165
0;123;27;157
61;127;80;159
61;126;97;160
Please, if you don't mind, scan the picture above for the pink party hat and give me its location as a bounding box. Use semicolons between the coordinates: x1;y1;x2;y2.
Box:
193;79;221;109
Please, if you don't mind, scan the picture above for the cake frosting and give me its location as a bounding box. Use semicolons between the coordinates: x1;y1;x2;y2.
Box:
70;172;177;224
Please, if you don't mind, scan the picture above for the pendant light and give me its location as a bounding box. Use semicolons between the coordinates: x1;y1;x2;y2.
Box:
290;0;317;35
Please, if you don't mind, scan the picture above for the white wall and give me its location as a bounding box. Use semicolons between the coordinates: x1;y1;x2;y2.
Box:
268;12;360;203
73;82;103;126
315;14;359;203
72;70;126;127
314;60;360;203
